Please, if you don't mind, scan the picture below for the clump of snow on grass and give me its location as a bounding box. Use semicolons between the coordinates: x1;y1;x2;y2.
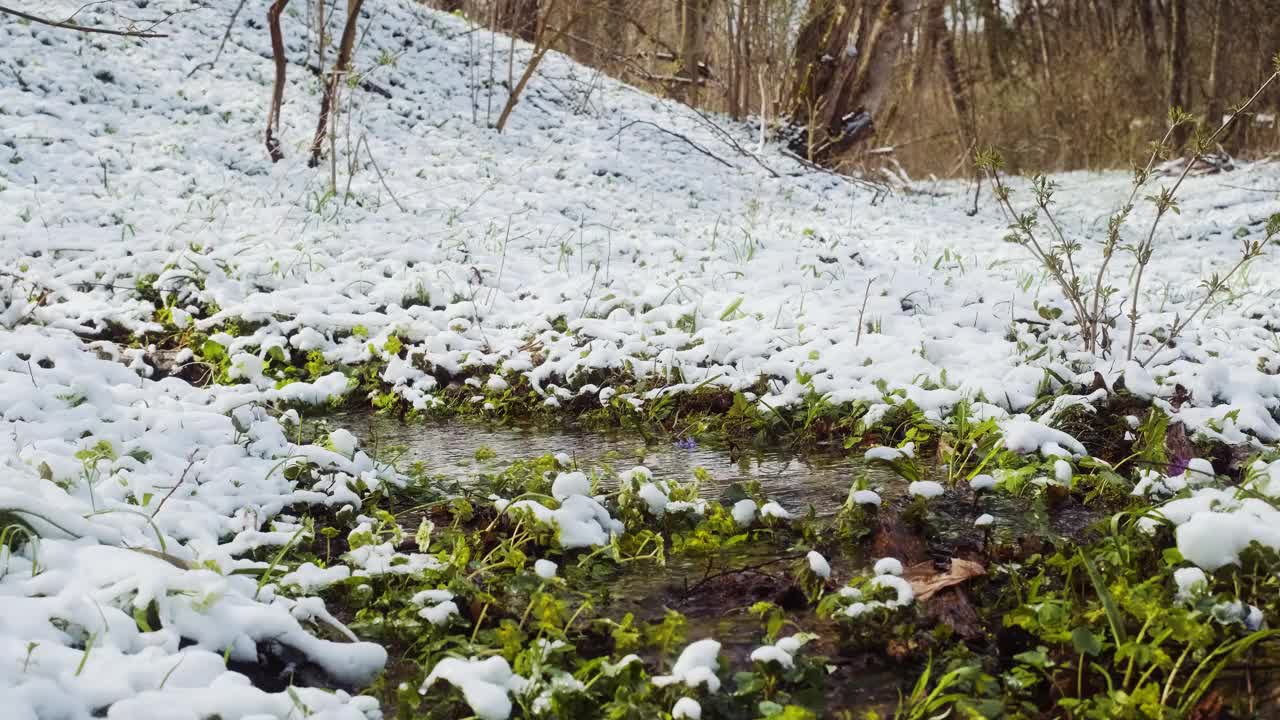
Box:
500;494;624;549
1124;361;1160;399
412;589;460;626
849;489;882;506
652;639;722;693
535;559;559;580
1136;460;1280;570
1173;567;1208;602
731;499;758;526
865;442;914;462
750;634;810;669
672;697;702;719
1001;418;1086;457
759;500;792;520
420;656;528;720
908;481;945;499
1054;459;1073;485
551;471;593;500
969;474;997;491
1186;458;1215;484
806;550;831;578
871;574;916;607
329;428;359;458
873;558;904;576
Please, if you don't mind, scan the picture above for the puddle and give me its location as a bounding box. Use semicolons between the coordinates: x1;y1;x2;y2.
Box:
325;415;1104;713
333;414;1088;543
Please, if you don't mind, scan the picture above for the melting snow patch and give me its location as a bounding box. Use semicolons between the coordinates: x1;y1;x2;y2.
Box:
420;656;528;720
806;551;831;578
652;639;722;693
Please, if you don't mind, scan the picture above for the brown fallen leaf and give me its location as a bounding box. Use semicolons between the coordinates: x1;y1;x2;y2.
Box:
903;558;985;602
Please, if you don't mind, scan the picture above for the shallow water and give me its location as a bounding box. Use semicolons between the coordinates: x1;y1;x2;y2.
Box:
327;415;1102;712
330;414;1093;546
340;414;899;515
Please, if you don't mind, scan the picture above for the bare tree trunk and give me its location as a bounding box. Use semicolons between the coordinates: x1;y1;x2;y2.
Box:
308;0;364;168
1205;0;1227;134
265;0;291;163
976;0;1006;82
907;0;936;93
676;0;708;101
1167;0;1188;145
784;0;865;158
931;0;972;146
1030;0;1052;84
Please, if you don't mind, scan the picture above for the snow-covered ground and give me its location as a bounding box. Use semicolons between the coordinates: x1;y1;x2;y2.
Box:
3;1;1280;717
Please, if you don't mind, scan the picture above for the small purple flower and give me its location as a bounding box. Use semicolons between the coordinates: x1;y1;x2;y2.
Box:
1168;454;1190;477
674;437;697;450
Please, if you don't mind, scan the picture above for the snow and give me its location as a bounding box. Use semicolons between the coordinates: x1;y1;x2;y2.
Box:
750;645;794;668
503;494;624;549
1185;458;1215;484
873;558;904;576
908;481;945;499
872;574;915;607
420;656;528;720
652;639;722;693
759;501;792;520
551;471;593;501
535;559;559;580
750;634;810;670
1054;459;1073;485
1175;511;1280;571
8;0;1272;453
850;489;882;506
731;499;758;526
865;442;914;462
3;0;1280;715
1001;419;1087;457
806;550;831;578
672;697;703;719
975;513;995;527
1173;567;1208;602
969;474;997;491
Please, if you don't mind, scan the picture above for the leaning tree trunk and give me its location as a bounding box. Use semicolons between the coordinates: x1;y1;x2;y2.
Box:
784;0;918;162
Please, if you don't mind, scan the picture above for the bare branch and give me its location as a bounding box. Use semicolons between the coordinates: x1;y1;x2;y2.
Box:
0;3;169;38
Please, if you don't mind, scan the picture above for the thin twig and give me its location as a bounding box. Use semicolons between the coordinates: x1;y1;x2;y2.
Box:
359;136;407;212
680;102;780;178
608;119;735;168
0;3;169;37
1127;70;1279;360
150;453;200;518
855;278;874;346
782;149;889;203
186;0;248;77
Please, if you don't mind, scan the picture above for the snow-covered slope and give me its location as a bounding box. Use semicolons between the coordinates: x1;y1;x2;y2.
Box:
4;0;1279;430
2;1;1280;717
